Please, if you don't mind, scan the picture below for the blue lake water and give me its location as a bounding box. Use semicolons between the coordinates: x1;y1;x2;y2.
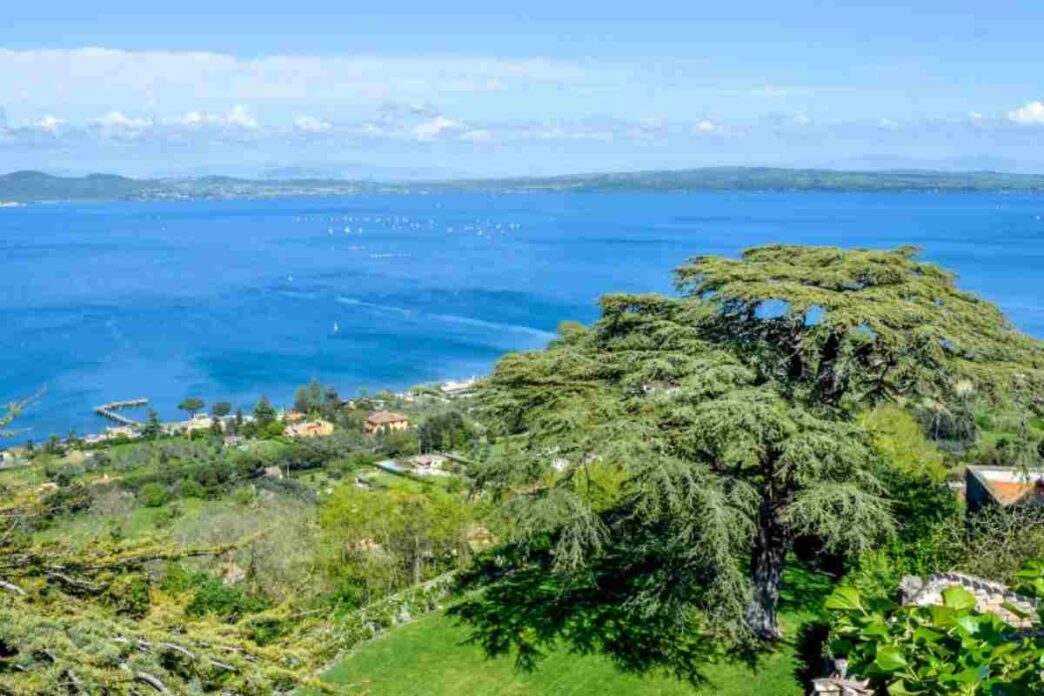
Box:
3;191;1043;439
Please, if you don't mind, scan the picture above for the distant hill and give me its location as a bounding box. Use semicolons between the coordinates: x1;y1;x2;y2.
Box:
3;167;1044;203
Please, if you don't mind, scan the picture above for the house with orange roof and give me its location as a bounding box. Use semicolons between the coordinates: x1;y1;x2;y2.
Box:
363;410;409;435
966;465;1044;514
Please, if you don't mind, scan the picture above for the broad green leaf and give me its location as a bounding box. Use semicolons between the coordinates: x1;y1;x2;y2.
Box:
942;586;976;612
954;614;982;636
951;666;990;684
875;644;909;672
886;679;923;694
863;615;892;638
912;627;944;644
825;586;865;613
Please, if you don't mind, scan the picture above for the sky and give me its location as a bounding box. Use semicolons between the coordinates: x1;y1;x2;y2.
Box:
1;1;1043;178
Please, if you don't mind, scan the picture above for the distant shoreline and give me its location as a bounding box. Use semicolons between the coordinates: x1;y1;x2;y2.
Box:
4;166;1044;203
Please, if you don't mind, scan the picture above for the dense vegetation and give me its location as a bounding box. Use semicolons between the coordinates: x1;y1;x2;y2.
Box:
3;244;1044;694
0;385;485;693
451;245;1044;685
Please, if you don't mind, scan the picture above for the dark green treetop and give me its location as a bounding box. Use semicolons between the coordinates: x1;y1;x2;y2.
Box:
177;397;205;418
675;245;1044;407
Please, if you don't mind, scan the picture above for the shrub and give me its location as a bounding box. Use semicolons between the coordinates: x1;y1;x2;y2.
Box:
164;565;269;622
826;560;1044;694
232;485;256;506
104;573;151;618
177;478;206;499
860;405;947;481
138;482;169;508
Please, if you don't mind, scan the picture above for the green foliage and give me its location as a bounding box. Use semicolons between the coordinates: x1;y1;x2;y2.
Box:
456;245;1044;680
860;405;947;481
847;464;962;597
674;245;1044;407
947;506;1044;585
418;411;474;453
0;399;330;694
142;408;163;439
320;484;473;603
253;396;277;426
378;428;419;457
211;401;232;418
137;482;169;507
162;567;269;621
178;396;205;416
103;572;152;617
826;576;1044;694
233;485;257;506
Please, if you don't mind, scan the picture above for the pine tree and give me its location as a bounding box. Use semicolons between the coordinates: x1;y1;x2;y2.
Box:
453;246;1044;678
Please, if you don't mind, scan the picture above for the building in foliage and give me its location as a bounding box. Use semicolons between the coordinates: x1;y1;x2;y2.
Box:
285;419;334;438
364;410;409;435
965;465;1044;514
440;378;478;398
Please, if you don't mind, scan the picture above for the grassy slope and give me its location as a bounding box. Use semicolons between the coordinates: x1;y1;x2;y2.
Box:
317;568;831;696
32;496;241;543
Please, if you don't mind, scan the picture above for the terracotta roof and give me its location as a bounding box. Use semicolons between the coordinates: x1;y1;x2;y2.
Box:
968;466;1044;508
366;410;408;424
989;480;1037;506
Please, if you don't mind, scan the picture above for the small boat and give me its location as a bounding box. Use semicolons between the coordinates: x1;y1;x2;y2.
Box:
333;321;340;333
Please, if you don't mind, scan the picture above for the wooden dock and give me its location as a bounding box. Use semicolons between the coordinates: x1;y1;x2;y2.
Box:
94;398;148;427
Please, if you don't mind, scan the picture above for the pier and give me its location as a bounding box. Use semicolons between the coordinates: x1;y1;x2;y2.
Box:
94;398;148;427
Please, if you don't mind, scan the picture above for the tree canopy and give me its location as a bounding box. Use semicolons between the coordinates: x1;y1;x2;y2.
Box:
452;246;1044;681
178;397;205;417
675;245;1044;407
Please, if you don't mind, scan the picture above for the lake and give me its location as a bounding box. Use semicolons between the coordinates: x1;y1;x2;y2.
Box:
3;191;1043;438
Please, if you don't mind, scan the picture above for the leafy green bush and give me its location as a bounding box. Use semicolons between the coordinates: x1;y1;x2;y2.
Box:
826;560;1044;694
177;478;206;499
137;482;169;507
104;573;151;618
232;485;256;506
860;405;947;481
163;566;269;622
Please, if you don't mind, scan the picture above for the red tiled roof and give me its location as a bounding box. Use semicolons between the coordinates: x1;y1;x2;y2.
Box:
366;410;408;424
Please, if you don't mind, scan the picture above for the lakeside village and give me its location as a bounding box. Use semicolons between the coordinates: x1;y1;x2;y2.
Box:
0;376;481;483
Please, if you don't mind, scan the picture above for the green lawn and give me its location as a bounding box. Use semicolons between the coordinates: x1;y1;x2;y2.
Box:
32;496;242;543
315;566;831;695
317;612;807;696
316;583;831;696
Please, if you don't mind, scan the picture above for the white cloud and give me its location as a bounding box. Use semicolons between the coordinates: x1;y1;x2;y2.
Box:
1008;101;1044;125
414;115;467;141
512;124;614;142
694;119;718;134
93;111;151;129
179;105;258;130
293;115;332;133
34;114;63;132
224;105;258;129
792;112;811;125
